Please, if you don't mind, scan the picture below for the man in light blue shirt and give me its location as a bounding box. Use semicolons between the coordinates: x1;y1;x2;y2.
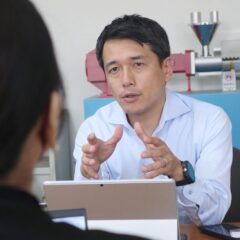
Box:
74;14;232;225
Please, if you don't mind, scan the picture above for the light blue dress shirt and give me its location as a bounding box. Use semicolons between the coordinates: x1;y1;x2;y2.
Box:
74;88;232;225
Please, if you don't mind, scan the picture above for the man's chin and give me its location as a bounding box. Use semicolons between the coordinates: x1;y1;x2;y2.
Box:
124;108;144;116
118;101;143;115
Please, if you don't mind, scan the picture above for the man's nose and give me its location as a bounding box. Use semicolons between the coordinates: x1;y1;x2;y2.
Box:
122;68;135;87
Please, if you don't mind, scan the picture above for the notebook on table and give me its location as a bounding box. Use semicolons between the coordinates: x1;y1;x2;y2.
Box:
44;179;179;240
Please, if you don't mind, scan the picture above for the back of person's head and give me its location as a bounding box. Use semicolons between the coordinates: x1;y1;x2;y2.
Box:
96;14;170;69
0;0;63;179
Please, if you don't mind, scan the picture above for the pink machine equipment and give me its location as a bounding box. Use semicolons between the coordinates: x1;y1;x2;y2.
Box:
86;11;240;95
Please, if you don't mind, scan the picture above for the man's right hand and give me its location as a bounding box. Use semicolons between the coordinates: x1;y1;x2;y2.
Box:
80;125;123;179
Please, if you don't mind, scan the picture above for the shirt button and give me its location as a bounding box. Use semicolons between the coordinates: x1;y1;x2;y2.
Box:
188;190;193;195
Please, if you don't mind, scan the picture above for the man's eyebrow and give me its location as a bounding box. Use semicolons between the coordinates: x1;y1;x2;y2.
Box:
130;55;146;60
104;55;147;69
104;60;117;69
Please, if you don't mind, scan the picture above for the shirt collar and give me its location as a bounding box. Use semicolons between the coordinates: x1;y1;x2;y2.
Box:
107;101;131;127
162;88;191;122
107;88;192;127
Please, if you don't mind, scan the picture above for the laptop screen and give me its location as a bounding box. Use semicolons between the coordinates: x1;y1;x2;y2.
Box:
48;208;88;230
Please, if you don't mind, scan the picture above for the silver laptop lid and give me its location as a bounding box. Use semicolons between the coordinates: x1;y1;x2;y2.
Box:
44;179;177;221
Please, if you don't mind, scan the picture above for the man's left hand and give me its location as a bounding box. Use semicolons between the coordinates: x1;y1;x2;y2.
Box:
134;122;184;181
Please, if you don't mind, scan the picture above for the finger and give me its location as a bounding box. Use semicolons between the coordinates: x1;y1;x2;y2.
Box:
82;144;96;156
142;160;166;173
81;166;92;179
144;169;165;179
87;133;98;145
81;162;100;179
82;156;96;166
140;135;165;148
141;147;165;159
81;164;99;179
106;125;123;145
134;122;151;144
134;122;164;147
147;137;165;147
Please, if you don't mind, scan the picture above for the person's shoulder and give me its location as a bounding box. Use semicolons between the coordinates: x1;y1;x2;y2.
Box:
175;91;224;113
84;100;121;123
96;100;120;115
174;91;230;125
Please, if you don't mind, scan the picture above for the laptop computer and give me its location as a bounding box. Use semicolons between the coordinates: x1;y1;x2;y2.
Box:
48;208;88;230
44;179;179;240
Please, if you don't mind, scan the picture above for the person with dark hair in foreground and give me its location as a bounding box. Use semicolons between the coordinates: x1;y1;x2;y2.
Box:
0;1;147;239
74;14;232;225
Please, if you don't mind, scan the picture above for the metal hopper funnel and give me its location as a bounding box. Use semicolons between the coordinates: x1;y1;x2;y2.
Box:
190;11;219;57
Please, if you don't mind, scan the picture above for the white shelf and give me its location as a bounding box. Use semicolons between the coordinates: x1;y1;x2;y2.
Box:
31;109;72;201
32;149;56;201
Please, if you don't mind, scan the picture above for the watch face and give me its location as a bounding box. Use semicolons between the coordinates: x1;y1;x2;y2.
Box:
176;161;195;186
185;161;195;182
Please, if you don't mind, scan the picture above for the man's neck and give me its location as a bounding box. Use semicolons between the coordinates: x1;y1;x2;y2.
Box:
0;170;32;193
127;100;165;136
0;124;43;194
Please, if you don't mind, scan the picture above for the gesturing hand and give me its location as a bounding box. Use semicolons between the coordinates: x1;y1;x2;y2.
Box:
80;125;123;179
134;122;183;181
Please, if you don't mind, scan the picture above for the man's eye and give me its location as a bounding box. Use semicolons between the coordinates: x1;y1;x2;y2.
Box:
109;66;118;74
134;62;144;68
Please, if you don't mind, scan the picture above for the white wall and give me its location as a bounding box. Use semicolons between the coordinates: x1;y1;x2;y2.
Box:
31;0;240;154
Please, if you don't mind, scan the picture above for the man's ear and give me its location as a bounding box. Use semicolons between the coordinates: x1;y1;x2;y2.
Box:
162;57;173;83
39;92;61;151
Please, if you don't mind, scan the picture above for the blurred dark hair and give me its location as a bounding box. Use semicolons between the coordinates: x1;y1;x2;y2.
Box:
0;0;64;178
96;14;170;69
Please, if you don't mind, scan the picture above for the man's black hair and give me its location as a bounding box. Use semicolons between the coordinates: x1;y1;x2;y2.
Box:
96;14;170;69
0;0;63;178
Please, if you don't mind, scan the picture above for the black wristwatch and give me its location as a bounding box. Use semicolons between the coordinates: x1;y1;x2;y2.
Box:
176;161;195;186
